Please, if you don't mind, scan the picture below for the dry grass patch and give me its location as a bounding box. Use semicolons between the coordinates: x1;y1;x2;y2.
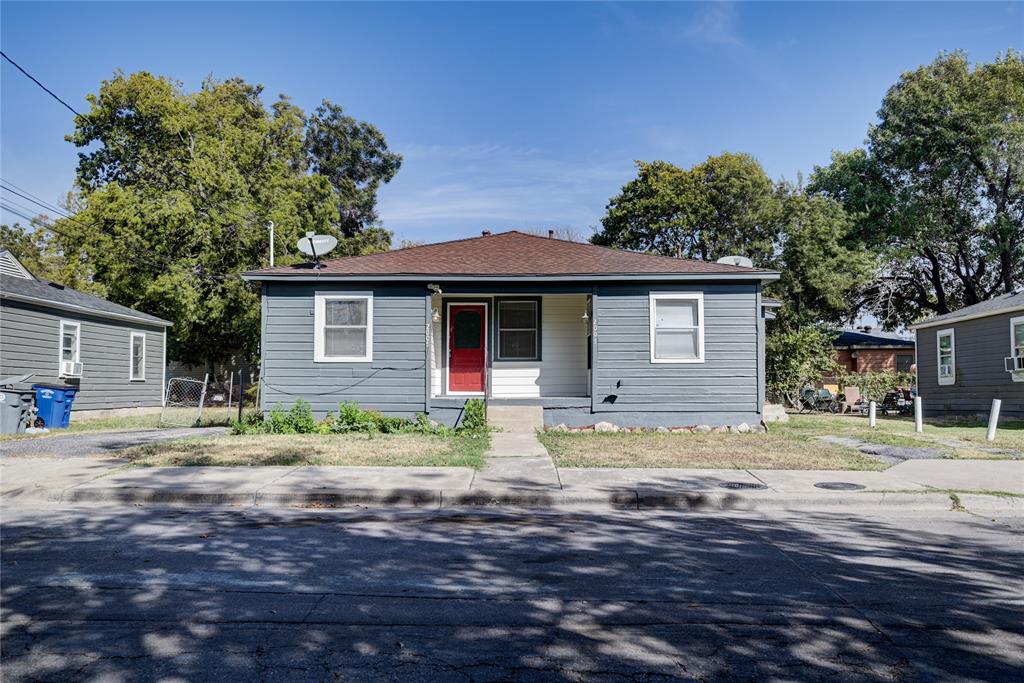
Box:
539;431;885;470
122;432;488;469
776;414;1024;458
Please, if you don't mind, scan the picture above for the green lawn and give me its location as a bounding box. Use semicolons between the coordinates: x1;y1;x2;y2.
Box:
121;431;490;469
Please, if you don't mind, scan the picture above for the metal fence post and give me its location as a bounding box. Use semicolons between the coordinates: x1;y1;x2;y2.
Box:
987;399;1002;442
237;370;245;423
913;396;923;433
195;373;209;427
227;371;233;409
868;400;876;428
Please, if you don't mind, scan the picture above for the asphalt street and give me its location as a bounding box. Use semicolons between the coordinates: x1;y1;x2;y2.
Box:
1;505;1021;682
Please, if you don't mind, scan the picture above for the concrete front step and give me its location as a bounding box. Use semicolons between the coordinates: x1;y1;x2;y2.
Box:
487;404;544;433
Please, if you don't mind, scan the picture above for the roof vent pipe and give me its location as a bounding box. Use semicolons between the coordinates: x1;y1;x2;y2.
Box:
548;230;555;239
481;229;491;236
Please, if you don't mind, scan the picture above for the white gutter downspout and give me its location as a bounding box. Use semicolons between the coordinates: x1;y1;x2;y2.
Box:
161;332;167;407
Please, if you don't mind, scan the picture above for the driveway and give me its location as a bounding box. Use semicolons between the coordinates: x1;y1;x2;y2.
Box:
0;427;228;458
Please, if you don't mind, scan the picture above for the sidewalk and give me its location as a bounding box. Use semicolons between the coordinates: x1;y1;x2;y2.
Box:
3;451;1021;512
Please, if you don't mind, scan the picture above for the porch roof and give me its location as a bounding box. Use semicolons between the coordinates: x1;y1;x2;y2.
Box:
244;231;779;283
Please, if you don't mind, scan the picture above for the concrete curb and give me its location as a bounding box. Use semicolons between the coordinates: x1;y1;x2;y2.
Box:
16;484;1019;512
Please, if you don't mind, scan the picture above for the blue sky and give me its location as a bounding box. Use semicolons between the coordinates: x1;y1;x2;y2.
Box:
1;1;1019;245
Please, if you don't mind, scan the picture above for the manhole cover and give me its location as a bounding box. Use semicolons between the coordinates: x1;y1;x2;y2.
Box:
814;482;866;491
719;482;768;490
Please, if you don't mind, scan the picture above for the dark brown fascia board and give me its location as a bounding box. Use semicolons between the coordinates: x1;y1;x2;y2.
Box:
242;271;781;283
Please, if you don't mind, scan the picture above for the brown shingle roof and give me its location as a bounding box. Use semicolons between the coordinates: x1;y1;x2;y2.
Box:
245;231;773;279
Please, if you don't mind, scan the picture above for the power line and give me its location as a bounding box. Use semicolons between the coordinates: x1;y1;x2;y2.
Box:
0;178;71;217
0;184;69;219
0;195;239;283
0;51;82;117
0;181;230;279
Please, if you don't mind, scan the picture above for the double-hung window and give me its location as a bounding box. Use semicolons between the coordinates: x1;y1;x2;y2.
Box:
1011;316;1024;381
58;321;80;376
496;300;539;360
130;332;146;381
314;294;373;362
936;328;955;385
650;293;704;363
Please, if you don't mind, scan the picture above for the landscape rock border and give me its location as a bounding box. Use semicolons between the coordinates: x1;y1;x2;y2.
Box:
547;421;768;434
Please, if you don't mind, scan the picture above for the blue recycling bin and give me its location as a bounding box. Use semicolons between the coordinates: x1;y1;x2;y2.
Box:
33;384;78;429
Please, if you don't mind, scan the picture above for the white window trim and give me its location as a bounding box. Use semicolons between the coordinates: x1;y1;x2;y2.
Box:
129;331;146;381
314;293;373;363
496;300;539;361
58;320;80;376
936;328;955;386
649;292;705;364
1011;315;1024;382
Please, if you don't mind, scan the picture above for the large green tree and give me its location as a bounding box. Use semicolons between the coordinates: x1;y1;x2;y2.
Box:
593;153;781;265
771;186;876;330
48;71;401;366
810;50;1024;327
595;153;871;329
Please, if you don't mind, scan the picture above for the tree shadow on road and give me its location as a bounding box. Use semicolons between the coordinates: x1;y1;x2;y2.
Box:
1;506;1021;681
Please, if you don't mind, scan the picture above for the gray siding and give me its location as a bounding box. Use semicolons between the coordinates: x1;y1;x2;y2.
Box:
260;280;765;427
0;299;165;411
917;311;1024;418
261;283;428;418
593;283;760;421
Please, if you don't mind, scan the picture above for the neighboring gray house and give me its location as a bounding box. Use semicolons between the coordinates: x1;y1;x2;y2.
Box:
0;249;171;418
243;231;779;427
911;289;1024;419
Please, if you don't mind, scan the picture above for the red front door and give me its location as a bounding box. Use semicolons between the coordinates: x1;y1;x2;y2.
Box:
449;304;486;393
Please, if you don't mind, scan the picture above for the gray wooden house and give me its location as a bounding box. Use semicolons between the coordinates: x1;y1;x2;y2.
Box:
0;249;171;417
244;231;779;428
912;289;1024;419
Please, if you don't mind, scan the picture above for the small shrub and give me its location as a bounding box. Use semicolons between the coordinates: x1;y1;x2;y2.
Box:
230;398;489;438
461;398;487;432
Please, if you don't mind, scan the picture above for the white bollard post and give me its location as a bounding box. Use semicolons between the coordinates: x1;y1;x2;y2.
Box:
914;396;923;433
868;401;876;428
987;399;1002;442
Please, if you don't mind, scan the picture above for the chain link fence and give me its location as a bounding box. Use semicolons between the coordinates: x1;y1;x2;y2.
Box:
160;376;209;427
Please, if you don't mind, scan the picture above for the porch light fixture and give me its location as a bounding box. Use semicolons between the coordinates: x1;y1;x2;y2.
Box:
432;308;441;323
581;311;589;321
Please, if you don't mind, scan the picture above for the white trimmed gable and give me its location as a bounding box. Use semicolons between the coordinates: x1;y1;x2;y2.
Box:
0;249;34;280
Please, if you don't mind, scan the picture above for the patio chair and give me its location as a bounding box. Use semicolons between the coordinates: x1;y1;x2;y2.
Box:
816;387;840;414
798;387;819;413
840;386;862;414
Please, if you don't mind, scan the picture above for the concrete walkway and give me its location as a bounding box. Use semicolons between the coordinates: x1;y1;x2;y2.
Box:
3;453;1021;512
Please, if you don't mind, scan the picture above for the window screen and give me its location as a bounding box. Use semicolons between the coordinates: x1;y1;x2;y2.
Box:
60;323;79;363
131;333;145;380
323;299;369;358
497;301;538;359
652;297;701;361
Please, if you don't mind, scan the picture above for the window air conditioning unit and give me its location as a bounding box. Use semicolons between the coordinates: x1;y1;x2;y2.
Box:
61;361;83;377
939;364;953;377
1006;356;1024;372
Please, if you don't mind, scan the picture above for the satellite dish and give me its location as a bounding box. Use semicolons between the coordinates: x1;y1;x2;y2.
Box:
716;255;754;268
296;232;338;268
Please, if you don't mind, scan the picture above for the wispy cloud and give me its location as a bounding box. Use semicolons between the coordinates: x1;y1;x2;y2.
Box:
377;143;632;242
683;2;747;48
